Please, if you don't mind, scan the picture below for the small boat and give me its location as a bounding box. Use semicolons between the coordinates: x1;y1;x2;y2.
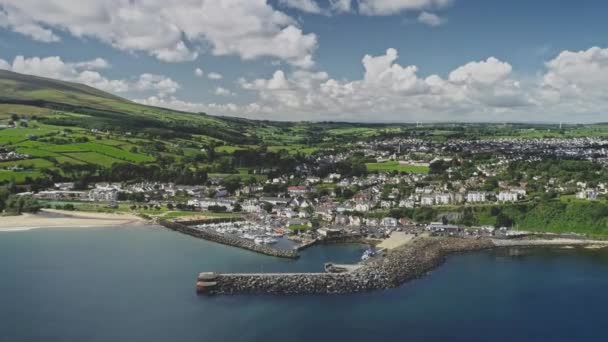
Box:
361;248;376;261
263;237;278;244
254;237;265;244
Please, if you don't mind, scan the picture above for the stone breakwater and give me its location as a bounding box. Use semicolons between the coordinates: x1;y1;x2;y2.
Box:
158;219;299;259
491;238;608;248
198;237;493;295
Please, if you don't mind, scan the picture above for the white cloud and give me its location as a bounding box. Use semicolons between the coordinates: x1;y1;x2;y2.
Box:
542;47;608;95
207;72;223;80
2;55;130;94
134;96;270;117
449;57;512;84
76;70;130;93
73;58;110;70
232;48;534;121
536;46;608;117
0;0;318;66
0;58;10;70
135;73;180;97
417;11;444;26
330;0;353;13
0;8;60;42
194;68;204;77
129;46;608;122
0;55;185;98
214;87;234;96
358;0;452;16
279;0;324;14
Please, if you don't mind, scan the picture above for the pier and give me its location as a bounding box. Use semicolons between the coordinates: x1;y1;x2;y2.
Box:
197;237;495;295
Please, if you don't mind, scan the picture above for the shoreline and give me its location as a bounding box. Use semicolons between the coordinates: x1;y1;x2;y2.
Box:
0;209;149;232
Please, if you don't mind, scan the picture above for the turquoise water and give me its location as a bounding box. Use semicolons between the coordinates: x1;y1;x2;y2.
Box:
2;226;608;342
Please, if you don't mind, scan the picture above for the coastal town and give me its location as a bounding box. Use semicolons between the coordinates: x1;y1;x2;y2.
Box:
5;133;606;246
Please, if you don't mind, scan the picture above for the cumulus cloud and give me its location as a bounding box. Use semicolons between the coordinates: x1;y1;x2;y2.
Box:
134;95;270;117
358;0;452;16
207;72;223;80
230;47;536;121
0;55;184;98
194;68;204;77
535;46;608;118
214;87;234;96
279;0;324;14
73;58;111;70
0;0;318;66
2;55;129;93
0;8;60;42
130;46;608;122
449;57;512;84
0;58;11;70
135;73;180;97
330;0;353;13
417;11;444;26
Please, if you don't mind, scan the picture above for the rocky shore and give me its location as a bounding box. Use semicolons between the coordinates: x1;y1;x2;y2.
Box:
158;219;299;259
198;237;493;295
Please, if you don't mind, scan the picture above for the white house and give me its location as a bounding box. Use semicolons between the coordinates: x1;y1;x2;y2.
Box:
498;191;519;202
467;191;487;203
576;189;598;200
355;203;371;212
434;193;453;205
399;198;415;208
420;195;435;206
381;217;398;227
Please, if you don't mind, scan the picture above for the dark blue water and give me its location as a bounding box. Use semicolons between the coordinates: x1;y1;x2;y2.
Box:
2;226;608;342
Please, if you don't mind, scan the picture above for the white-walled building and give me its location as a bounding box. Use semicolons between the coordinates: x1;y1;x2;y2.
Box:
498;191;519;202
467;191;487;203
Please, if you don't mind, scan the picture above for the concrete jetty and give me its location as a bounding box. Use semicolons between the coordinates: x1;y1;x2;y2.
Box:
197;237;494;295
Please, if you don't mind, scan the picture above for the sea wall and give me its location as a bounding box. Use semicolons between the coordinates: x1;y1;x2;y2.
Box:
199;237;493;295
158;219;299;259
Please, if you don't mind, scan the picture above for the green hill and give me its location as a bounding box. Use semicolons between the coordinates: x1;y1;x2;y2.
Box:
0;69;259;144
0;70;358;186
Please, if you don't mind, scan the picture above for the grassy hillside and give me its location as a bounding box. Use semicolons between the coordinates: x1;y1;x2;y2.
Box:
0;71;334;184
0;70;259;144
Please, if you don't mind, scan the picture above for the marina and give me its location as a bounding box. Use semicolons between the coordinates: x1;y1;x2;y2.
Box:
190;221;298;251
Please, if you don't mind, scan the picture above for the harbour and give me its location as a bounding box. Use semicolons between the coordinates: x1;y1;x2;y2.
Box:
3;225;608;342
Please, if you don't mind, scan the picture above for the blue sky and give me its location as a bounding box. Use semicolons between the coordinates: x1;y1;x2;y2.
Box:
1;0;608;122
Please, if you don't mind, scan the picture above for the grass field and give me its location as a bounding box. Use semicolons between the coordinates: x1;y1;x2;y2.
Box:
0;158;55;169
366;161;430;174
267;145;319;155
0;169;43;182
64;152;125;166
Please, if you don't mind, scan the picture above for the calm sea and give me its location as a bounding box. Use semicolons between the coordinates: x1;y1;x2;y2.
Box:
2;225;608;342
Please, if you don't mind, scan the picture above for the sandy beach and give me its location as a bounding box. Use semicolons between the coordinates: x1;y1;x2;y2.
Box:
376;232;418;250
0;209;148;232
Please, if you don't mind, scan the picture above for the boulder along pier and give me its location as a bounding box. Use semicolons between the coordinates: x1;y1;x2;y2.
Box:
196;237;493;295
